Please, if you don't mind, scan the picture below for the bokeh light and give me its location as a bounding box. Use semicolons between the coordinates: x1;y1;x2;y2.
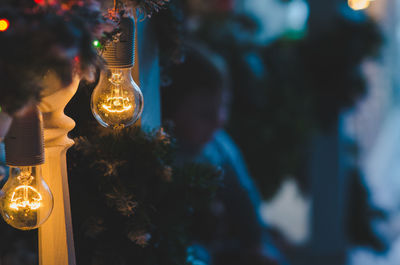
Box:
0;19;9;32
348;0;372;11
93;40;100;48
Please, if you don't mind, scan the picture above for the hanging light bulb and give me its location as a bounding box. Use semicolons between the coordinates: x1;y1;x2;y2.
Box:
0;166;53;230
348;0;372;10
91;67;143;128
91;17;143;129
0;106;53;230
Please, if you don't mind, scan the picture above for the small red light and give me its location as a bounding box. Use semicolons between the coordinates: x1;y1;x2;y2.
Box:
34;0;45;4
0;19;9;32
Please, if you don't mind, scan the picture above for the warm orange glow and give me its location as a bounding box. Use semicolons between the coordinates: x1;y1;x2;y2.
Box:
10;185;42;211
0;166;54;230
0;19;9;32
102;96;133;113
348;0;372;10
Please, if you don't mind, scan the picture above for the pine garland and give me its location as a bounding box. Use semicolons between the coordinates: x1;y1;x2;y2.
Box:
127;0;170;18
0;127;220;264
154;0;186;85
0;0;173;115
0;1;111;114
67;127;221;265
97;0;170;19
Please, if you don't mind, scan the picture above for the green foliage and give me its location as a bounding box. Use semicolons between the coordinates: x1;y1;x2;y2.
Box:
189;10;386;251
0;0;172;115
128;0;170;18
68;127;221;265
248;13;382;197
0;1;108;114
191;11;382;199
154;0;186;85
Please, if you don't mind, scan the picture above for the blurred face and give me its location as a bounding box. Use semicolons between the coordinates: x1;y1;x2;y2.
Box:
173;88;230;153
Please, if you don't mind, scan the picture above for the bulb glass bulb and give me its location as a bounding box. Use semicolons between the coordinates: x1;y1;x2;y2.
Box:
91;68;144;129
0;166;53;230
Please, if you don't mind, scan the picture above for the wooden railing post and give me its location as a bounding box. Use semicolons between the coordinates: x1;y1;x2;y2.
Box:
38;74;80;265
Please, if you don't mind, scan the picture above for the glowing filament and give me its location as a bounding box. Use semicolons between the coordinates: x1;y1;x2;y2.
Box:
10;185;42;211
102;96;133;113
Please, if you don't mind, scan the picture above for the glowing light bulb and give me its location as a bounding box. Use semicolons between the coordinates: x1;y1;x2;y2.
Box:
0;166;53;230
91;68;143;129
348;0;372;10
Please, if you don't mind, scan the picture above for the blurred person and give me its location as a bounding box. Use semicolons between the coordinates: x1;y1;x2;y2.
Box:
162;45;286;265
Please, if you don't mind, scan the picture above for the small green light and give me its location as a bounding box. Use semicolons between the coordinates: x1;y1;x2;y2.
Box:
93;40;100;48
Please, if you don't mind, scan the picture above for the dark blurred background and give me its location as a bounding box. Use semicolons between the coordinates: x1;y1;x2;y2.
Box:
160;0;400;264
3;0;400;265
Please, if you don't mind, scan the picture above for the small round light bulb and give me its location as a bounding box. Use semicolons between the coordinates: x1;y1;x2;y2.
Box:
91;67;143;129
1;105;53;230
91;17;143;129
0;166;53;230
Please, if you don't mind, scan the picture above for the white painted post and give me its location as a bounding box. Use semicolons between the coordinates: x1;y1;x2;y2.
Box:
38;74;80;265
35;12;161;265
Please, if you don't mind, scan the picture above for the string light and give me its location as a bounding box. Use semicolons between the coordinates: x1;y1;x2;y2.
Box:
93;40;101;48
0;106;53;230
92;68;143;128
0;166;53;230
0;19;9;32
91;17;143;129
